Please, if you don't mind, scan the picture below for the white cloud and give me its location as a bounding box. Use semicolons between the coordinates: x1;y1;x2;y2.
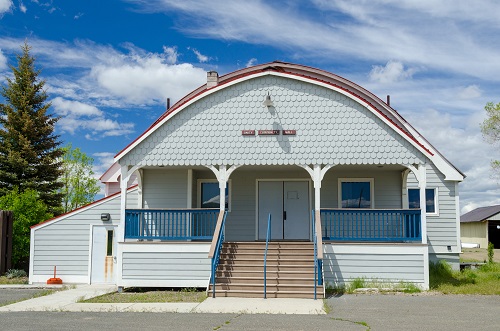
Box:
128;0;500;81
51;97;135;138
246;58;257;68
74;12;83;19
458;85;482;100
52;97;102;117
0;38;207;108
0;0;12;14
188;47;209;63
19;1;26;13
0;48;7;70
369;60;417;83
92;152;116;177
162;45;178;64
403;107;499;214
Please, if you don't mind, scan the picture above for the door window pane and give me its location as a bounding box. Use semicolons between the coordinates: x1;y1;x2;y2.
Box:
106;230;113;256
341;181;371;208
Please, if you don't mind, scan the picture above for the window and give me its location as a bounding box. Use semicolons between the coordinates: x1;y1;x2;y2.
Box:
408;188;438;215
106;230;114;256
338;178;374;208
198;180;231;210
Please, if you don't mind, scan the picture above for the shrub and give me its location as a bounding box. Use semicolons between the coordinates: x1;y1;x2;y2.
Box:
5;269;27;279
0;188;53;268
488;242;495;264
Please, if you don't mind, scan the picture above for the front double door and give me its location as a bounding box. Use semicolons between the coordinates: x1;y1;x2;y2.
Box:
258;181;310;240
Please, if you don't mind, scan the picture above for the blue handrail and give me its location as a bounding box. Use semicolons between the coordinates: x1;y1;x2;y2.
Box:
312;210;323;300
264;213;271;299
313;210;317;300
210;211;228;298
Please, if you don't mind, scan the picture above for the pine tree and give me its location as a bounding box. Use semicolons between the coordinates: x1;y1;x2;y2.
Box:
0;42;63;214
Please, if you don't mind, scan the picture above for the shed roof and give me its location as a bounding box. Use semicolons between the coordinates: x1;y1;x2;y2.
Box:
461;205;500;223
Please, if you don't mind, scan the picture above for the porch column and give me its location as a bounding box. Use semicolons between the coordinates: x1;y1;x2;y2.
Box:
300;164;334;261
118;165;128;242
208;165;241;211
136;169;143;208
401;169;410;209
407;164;427;244
300;164;335;211
208;165;241;258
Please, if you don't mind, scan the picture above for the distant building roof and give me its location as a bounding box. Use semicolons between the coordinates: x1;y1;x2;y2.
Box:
461;205;500;223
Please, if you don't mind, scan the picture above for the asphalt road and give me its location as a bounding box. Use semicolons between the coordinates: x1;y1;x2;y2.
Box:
0;289;48;307
0;291;499;330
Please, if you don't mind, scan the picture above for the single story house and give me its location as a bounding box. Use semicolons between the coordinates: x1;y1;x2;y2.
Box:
461;205;500;249
30;61;464;298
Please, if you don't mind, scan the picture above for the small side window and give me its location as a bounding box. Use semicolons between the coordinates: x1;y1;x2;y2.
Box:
408;188;438;215
106;230;113;256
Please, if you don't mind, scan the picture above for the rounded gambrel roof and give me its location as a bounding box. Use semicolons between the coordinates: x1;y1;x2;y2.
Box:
114;61;464;181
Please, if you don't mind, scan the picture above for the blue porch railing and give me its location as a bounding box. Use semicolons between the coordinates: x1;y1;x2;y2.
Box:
320;209;421;242
125;209;219;240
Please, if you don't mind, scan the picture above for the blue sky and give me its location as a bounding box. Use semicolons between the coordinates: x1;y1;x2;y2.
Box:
0;0;499;213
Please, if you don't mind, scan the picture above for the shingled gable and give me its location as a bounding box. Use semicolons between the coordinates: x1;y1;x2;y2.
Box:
114;61;463;181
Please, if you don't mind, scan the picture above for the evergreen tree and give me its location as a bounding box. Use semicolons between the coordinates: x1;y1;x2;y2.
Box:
0;42;63;214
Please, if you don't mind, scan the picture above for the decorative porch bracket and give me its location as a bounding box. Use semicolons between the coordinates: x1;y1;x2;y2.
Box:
207;165;241;258
405;164;427;245
300;164;336;260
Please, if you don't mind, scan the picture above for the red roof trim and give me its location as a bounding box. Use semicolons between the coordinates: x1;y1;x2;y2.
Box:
31;185;139;229
114;64;433;159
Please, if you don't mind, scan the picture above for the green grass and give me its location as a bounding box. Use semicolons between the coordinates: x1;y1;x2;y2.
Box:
0;276;28;285
429;260;500;295
82;287;207;303
325;278;421;295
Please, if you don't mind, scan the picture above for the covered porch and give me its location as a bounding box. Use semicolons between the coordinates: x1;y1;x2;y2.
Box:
120;164;427;245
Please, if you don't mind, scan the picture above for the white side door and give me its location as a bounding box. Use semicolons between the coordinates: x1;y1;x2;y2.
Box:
91;225;117;284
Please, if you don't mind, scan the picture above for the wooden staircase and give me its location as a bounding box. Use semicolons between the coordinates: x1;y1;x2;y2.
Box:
208;242;323;298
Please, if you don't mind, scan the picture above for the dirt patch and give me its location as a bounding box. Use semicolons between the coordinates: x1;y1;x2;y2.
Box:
460;248;500;263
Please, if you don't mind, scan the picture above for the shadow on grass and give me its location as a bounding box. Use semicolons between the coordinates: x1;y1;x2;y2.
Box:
429;261;476;289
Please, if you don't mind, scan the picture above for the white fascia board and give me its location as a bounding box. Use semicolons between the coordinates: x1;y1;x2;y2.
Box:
32;187;138;231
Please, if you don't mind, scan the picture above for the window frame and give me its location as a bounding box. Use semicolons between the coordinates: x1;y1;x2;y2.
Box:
197;179;232;211
407;187;439;216
338;178;375;209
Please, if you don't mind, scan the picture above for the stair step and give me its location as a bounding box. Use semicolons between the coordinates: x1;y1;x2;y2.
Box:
212;241;323;299
217;265;315;272
219;256;314;265
210;283;320;292
207;289;323;299
215;277;316;285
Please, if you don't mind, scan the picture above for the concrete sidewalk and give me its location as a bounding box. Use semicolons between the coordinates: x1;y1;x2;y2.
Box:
0;285;325;314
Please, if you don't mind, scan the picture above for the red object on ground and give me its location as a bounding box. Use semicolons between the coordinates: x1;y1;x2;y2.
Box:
47;266;63;284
